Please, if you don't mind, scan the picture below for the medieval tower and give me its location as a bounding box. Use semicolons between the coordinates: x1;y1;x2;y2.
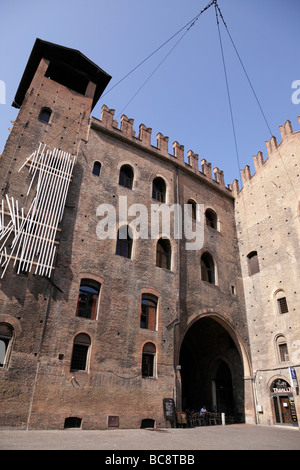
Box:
0;39;298;429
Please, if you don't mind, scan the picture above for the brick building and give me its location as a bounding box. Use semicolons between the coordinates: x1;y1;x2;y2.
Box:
0;39;298;430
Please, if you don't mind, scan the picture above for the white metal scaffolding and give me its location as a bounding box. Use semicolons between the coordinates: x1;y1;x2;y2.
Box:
0;143;76;278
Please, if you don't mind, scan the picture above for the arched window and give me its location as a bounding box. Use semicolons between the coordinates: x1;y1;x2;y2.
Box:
38;107;52;123
142;342;156;378
205;208;217;229
76;279;101;320
187;200;197;220
0;323;13;368
276;335;289;363
275;290;289;315
70;333;91;372
119;165;134;189
201;252;215;284
116;225;133;259
247;251;259;275
92;161;101;177
140;294;158;330
152;177;166;202
156;238;171;270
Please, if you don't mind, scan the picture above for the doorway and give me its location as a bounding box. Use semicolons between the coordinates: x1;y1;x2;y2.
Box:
271;379;298;426
211;360;234;415
179;316;245;423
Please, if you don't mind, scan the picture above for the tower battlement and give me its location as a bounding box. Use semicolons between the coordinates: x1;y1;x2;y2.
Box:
96;105;230;192
235;117;300;193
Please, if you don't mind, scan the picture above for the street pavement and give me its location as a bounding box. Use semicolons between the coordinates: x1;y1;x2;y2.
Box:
0;424;299;451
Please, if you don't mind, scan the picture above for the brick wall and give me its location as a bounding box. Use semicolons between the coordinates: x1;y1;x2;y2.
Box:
0;41;256;429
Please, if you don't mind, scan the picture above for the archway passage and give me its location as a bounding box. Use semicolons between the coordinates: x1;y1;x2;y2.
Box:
179;317;245;423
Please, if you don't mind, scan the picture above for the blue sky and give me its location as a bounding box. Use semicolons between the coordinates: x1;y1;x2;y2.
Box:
0;0;299;187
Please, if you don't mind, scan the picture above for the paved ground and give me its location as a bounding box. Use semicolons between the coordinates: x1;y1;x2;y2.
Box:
0;424;299;451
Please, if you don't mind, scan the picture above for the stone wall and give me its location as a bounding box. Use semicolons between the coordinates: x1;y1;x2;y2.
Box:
235;120;300;426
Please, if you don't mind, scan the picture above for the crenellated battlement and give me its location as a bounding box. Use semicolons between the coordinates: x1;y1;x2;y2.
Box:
94;105;230;192
230;116;300;195
94;106;300;197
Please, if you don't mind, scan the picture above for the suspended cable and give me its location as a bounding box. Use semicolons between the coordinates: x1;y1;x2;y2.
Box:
215;1;298;200
215;2;273;138
116;28;190;119
214;2;266;292
215;2;242;180
31;2;217;153
102;0;215;99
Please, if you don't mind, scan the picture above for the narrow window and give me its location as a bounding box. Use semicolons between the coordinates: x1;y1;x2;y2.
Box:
119;165;133;189
0;323;13;368
92;161;101;177
70;333;91;372
39;107;52;123
201;252;215;284
156;238;171;270
247;251;259;275
205;209;217;229
279;342;289;362
140;295;158;330
76;279;101;320
277;297;289;314
187;200;197;220
152;177;166;202
276;336;289;363
116;225;133;259
142;342;156;378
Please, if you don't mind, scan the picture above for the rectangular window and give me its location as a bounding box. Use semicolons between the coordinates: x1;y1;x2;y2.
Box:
119;173;132;189
277;297;288;314
0;324;13;367
279;343;289;362
140;295;157;330
142;353;154;377
76;279;101;320
70;344;89;371
247;251;259;276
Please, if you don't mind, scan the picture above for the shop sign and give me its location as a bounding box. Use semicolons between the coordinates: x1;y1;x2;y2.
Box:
289;367;299;388
272;379;291;393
